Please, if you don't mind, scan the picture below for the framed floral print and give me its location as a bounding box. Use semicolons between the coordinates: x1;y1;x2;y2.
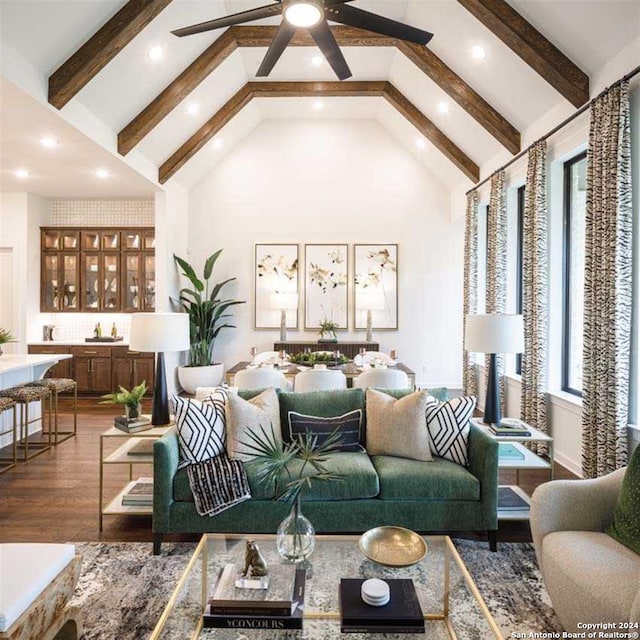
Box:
304;244;348;330
254;244;299;329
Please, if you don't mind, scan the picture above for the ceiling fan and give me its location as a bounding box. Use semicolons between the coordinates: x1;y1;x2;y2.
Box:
171;0;433;80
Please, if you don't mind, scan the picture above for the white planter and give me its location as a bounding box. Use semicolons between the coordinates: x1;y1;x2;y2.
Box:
178;363;225;394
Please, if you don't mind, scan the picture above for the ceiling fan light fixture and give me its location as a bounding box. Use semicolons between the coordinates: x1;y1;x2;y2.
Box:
284;0;324;28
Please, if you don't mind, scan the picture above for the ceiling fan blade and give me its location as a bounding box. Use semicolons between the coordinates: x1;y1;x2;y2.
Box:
309;20;352;80
326;4;433;46
172;3;283;37
256;21;296;76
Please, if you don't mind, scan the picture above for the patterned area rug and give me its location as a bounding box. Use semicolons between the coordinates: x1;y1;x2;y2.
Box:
71;539;560;639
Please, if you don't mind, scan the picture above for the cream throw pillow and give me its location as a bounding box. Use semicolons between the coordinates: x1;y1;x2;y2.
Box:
365;389;432;462
226;388;281;461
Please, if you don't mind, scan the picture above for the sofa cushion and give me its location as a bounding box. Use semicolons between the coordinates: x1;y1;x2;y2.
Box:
287;409;364;452
173;390;228;469
365;389;432;462
376;387;449;402
541;530;640;628
279;388;365;442
607;443;640;555
226;388;281;461
425;396;476;466
371;455;480;500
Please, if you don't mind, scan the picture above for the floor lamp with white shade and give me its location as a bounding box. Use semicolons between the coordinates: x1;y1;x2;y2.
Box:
129;313;190;426
464;314;524;426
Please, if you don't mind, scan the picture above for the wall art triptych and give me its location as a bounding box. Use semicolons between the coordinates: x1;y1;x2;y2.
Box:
254;243;398;332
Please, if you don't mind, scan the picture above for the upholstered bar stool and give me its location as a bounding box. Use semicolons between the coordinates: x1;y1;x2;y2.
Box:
28;378;77;444
0;398;17;474
0;385;52;461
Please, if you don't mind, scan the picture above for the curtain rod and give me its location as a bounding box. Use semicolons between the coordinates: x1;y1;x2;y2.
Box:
467;63;640;195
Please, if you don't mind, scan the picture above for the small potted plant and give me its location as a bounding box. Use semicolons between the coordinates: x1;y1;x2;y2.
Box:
0;328;16;356
318;318;339;342
99;381;147;420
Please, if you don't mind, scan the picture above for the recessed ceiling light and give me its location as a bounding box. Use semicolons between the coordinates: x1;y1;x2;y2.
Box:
437;101;449;114
186;102;199;116
15;168;30;179
148;45;164;61
213;138;224;150
40;136;59;148
311;55;323;67
313;100;323;111
95;168;110;179
416;138;426;150
471;45;486;60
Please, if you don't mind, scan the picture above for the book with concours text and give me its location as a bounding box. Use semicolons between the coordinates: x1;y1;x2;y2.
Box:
203;568;305;629
339;578;424;634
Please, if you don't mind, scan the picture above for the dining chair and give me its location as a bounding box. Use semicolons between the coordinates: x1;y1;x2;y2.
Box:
353;351;395;367
293;369;347;393
234;368;291;391
353;368;410;390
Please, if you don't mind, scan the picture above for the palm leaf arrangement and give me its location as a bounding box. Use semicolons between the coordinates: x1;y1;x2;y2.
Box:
173;250;245;367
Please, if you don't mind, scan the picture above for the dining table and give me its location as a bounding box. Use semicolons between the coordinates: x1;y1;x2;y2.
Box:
225;360;416;390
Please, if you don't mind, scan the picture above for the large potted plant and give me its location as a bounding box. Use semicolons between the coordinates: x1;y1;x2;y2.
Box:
173;250;245;394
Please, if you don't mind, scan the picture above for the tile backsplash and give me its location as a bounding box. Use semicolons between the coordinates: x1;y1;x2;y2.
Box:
50;200;154;226
38;313;133;342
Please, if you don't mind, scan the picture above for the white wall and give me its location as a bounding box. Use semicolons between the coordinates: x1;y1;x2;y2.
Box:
188;119;462;388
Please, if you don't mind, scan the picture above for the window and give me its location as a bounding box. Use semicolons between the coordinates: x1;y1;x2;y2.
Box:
515;185;525;375
562;152;587;395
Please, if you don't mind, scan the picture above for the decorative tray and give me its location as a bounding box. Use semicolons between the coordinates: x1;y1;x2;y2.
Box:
85;337;124;342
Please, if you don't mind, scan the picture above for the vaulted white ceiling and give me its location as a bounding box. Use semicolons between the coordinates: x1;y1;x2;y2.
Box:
0;0;638;197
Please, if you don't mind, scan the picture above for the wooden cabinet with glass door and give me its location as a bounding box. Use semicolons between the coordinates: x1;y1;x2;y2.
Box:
41;227;154;313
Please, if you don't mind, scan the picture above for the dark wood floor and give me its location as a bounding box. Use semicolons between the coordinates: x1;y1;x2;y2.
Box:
0;397;576;546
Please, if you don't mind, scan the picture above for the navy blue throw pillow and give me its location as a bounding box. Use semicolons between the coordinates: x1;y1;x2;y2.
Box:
287;409;364;452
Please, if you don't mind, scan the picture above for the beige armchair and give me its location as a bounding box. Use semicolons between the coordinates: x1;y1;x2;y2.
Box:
530;469;640;632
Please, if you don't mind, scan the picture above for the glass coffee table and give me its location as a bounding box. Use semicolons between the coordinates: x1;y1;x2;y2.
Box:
150;534;503;639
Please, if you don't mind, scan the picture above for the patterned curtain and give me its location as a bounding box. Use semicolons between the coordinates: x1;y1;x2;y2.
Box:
485;171;507;408
462;190;479;397
582;80;632;478
521;140;549;455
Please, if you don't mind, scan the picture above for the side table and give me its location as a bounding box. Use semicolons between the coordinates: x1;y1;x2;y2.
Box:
98;424;172;531
471;418;553;521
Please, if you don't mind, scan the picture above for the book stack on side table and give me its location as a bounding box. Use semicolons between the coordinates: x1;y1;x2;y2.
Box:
204;563;305;630
121;477;153;506
339;578;425;634
114;414;152;434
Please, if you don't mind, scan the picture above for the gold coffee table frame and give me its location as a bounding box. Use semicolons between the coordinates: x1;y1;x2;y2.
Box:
151;534;503;640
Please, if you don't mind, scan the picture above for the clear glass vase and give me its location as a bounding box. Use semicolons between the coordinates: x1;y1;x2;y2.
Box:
276;497;315;563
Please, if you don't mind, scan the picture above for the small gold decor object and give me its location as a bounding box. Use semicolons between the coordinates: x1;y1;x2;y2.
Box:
241;540;269;578
359;526;427;567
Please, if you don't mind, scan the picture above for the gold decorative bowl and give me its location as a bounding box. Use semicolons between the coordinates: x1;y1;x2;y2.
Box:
359;526;428;567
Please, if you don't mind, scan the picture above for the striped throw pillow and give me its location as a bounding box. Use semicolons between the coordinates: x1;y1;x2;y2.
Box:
425;396;476;466
287;409;364;452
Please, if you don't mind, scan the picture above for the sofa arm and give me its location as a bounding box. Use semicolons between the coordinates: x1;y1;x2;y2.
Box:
530;467;625;567
467;424;499;528
153;427;179;533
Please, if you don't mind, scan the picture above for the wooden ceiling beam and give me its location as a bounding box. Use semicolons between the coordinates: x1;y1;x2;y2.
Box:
384;83;479;182
398;42;520;155
456;0;589;107
159;84;252;184
159;81;479;184
118;29;237;155
48;0;175;110
120;25;520;157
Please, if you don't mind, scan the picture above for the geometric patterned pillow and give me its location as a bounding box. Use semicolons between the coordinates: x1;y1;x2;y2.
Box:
173;387;228;469
425;395;476;466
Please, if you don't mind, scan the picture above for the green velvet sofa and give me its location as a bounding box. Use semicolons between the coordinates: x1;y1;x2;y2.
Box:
153;388;499;554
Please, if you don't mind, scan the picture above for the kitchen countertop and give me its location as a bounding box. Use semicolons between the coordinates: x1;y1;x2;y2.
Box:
0;353;73;375
28;340;130;346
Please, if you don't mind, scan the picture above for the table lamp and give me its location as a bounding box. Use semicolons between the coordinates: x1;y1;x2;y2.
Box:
357;289;385;343
464;314;524;426
130;312;190;426
270;292;298;342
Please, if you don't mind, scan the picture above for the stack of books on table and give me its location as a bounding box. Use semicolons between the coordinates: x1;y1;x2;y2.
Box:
204;563;305;630
121;477;153;506
113;414;152;434
490;418;531;437
339;578;425;634
498;486;530;511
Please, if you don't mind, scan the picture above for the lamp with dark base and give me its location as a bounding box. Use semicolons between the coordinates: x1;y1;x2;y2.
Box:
464;314;524;427
130;313;190;426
